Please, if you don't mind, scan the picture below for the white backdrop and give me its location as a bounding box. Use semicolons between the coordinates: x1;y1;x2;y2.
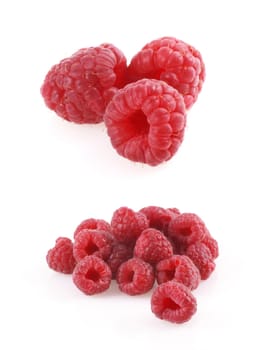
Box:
0;1;259;349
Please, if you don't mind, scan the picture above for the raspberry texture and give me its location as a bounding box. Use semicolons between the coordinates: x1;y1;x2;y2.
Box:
186;242;216;280
111;207;149;244
73;256;112;295
74;218;111;239
46;237;76;274
168;213;207;246
41;44;127;123
73;229;113;262
202;233;219;260
116;258;155;295
104;79;186;166
107;241;134;278
127;37;205;109
139;206;179;235
156;255;200;290
151;281;197;323
134;228;173;265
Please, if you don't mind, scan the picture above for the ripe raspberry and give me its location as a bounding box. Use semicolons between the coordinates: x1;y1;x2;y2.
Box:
168;213;207;246
127;37;205;109
73;256;112;295
202;233;219;260
134;228;173;265
106;241;134;278
116;258;155;295
73;229;113;262
151;281;197;323
73;218;111;239
104;79;186;166
139;206;178;235
41;44;127;123
111;207;149;244
186;242;216;280
46;237;76;274
156;255;200;290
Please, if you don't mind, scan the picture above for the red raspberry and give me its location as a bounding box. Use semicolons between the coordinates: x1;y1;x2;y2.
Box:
41;44;127;124
168;213;207;246
116;258;155;295
156;255;200;290
73;218;111;239
46;237;76;274
202;232;219;260
73;256;112;295
134;228;173;265
127;37;205;109
111;207;149;244
106;241;134;278
139;206;179;235
151;281;197;323
73;229;113;262
186;242;216;280
104;79;186;166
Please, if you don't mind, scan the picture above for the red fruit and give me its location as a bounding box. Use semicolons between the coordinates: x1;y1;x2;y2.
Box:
73;229;113;262
41;44;127;123
127;37;205;109
186;242;216;280
72;256;112;295
151;281;197;323
156;255;200;290
46;237;76;274
111;207;149;244
116;258;155;295
106;241;134;278
74;218;111;239
134;228;173;265
202;232;219;259
104;78;186;166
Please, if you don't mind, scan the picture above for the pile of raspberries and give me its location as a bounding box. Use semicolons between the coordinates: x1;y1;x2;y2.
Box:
47;206;218;324
41;37;205;166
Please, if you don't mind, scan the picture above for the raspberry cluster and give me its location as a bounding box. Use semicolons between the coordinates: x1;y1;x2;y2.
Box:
41;37;205;166
47;206;218;324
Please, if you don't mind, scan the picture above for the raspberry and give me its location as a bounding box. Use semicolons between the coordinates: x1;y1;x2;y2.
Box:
46;237;76;274
127;37;205;109
156;255;200;290
72;256;112;295
73;229;113;262
41;44;127;123
139;206;178;235
134;228;173;265
106;241;134;278
202;233;219;260
111;207;149;244
168;213;207;246
186;242;216;280
116;258;155;295
151;281;197;323
104;79;186;166
74;218;111;239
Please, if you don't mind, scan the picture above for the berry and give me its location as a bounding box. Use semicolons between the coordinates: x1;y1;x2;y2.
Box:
134;228;173;265
156;255;200;290
151;281;197;323
127;37;205;109
73;229;113;262
111;207;149;244
41;44;127;123
116;258;154;295
72;256;112;295
202;232;219;259
106;241;134;278
104;79;186;166
186;242;216;280
139;206;178;235
46;237;76;274
74;218;111;239
168;213;207;246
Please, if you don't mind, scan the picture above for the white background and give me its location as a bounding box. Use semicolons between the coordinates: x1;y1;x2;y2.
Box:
0;1;259;349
